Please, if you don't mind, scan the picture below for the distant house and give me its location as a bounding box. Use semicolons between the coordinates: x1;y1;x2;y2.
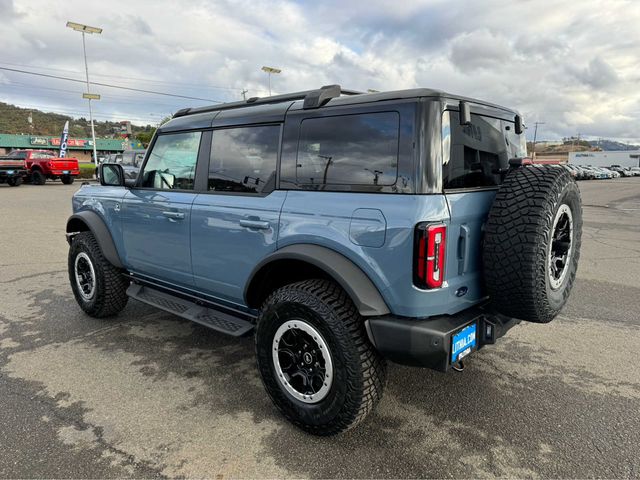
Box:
0;134;128;162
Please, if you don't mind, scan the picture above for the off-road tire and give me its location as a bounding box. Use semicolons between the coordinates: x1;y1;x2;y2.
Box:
255;279;387;436
61;175;75;185
68;231;129;318
31;170;46;185
8;177;22;187
483;166;582;323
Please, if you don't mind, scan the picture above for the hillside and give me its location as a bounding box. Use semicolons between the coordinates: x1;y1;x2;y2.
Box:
588;139;640;151
531;137;640;156
0;102;155;140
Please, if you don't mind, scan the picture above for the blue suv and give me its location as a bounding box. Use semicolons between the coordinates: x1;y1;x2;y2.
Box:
67;85;582;435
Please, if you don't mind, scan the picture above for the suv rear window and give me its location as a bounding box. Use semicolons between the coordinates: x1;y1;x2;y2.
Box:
296;112;399;186
443;111;526;189
208;125;280;194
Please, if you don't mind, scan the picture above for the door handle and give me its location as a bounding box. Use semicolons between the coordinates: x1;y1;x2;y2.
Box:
457;225;470;275
240;219;270;230
162;211;185;221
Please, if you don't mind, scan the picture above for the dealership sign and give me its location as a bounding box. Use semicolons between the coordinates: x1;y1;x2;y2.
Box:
30;136;49;146
50;138;90;147
59;121;69;158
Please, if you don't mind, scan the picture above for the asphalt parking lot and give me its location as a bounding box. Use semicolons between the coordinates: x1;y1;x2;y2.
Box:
0;178;639;478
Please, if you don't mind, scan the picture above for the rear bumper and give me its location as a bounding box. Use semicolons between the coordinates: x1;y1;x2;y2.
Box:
0;169;26;179
365;307;520;372
50;170;79;176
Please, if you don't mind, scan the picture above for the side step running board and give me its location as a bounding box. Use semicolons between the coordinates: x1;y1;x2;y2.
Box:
127;283;254;337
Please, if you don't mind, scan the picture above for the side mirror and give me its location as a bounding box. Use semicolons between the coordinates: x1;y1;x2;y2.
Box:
99;163;125;187
459;101;471;125
514;114;524;135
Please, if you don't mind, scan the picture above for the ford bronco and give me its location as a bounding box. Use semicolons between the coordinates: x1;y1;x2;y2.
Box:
66;86;582;435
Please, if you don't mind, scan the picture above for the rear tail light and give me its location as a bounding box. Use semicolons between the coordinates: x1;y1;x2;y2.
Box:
414;223;447;289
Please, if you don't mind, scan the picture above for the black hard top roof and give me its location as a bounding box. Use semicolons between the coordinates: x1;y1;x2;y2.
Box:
160;85;518;133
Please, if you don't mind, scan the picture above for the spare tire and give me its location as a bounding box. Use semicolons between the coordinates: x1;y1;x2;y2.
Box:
483;166;582;323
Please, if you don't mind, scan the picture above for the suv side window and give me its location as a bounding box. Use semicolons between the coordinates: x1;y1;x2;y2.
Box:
296;112;399;187
208;125;280;194
443;111;524;189
140;132;201;190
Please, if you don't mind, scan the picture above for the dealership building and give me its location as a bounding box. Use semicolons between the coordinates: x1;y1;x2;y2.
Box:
0;134;140;162
568;150;640;168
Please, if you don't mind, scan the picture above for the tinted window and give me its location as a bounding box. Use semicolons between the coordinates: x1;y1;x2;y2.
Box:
296;112;399;186
208;125;279;194
140;132;201;190
443;111;526;189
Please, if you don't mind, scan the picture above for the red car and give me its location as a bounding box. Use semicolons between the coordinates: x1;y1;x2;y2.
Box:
2;149;80;185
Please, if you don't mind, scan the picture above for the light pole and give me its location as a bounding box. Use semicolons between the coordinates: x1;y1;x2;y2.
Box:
66;21;102;165
261;66;281;96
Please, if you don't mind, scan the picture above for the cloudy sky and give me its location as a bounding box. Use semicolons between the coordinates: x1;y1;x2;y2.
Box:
1;0;639;142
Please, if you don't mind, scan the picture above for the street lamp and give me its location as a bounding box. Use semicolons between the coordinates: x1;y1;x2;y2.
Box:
261;66;281;96
66;21;102;165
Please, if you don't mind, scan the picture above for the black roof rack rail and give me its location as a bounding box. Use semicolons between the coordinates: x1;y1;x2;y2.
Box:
172;84;363;118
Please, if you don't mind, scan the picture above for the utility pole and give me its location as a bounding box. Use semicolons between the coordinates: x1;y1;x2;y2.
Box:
67;21;102;165
573;133;581;152
241;89;248;101
531;121;545;158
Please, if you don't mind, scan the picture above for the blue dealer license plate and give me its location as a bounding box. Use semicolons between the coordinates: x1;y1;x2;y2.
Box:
63;170;70;174
451;322;477;364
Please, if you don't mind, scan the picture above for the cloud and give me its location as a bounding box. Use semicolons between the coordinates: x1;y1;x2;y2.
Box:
572;56;619;89
0;0;639;142
0;0;20;17
450;30;513;71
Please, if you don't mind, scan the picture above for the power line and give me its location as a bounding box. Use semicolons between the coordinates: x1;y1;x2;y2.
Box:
0;61;251;92
3;81;197;109
0;66;224;103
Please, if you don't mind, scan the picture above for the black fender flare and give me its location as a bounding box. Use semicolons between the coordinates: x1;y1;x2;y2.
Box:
245;244;390;316
66;211;124;269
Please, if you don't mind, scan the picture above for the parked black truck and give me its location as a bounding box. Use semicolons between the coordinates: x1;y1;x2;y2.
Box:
0;156;27;187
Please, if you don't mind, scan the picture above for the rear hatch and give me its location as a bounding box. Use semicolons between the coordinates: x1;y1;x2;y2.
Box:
441;108;526;303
